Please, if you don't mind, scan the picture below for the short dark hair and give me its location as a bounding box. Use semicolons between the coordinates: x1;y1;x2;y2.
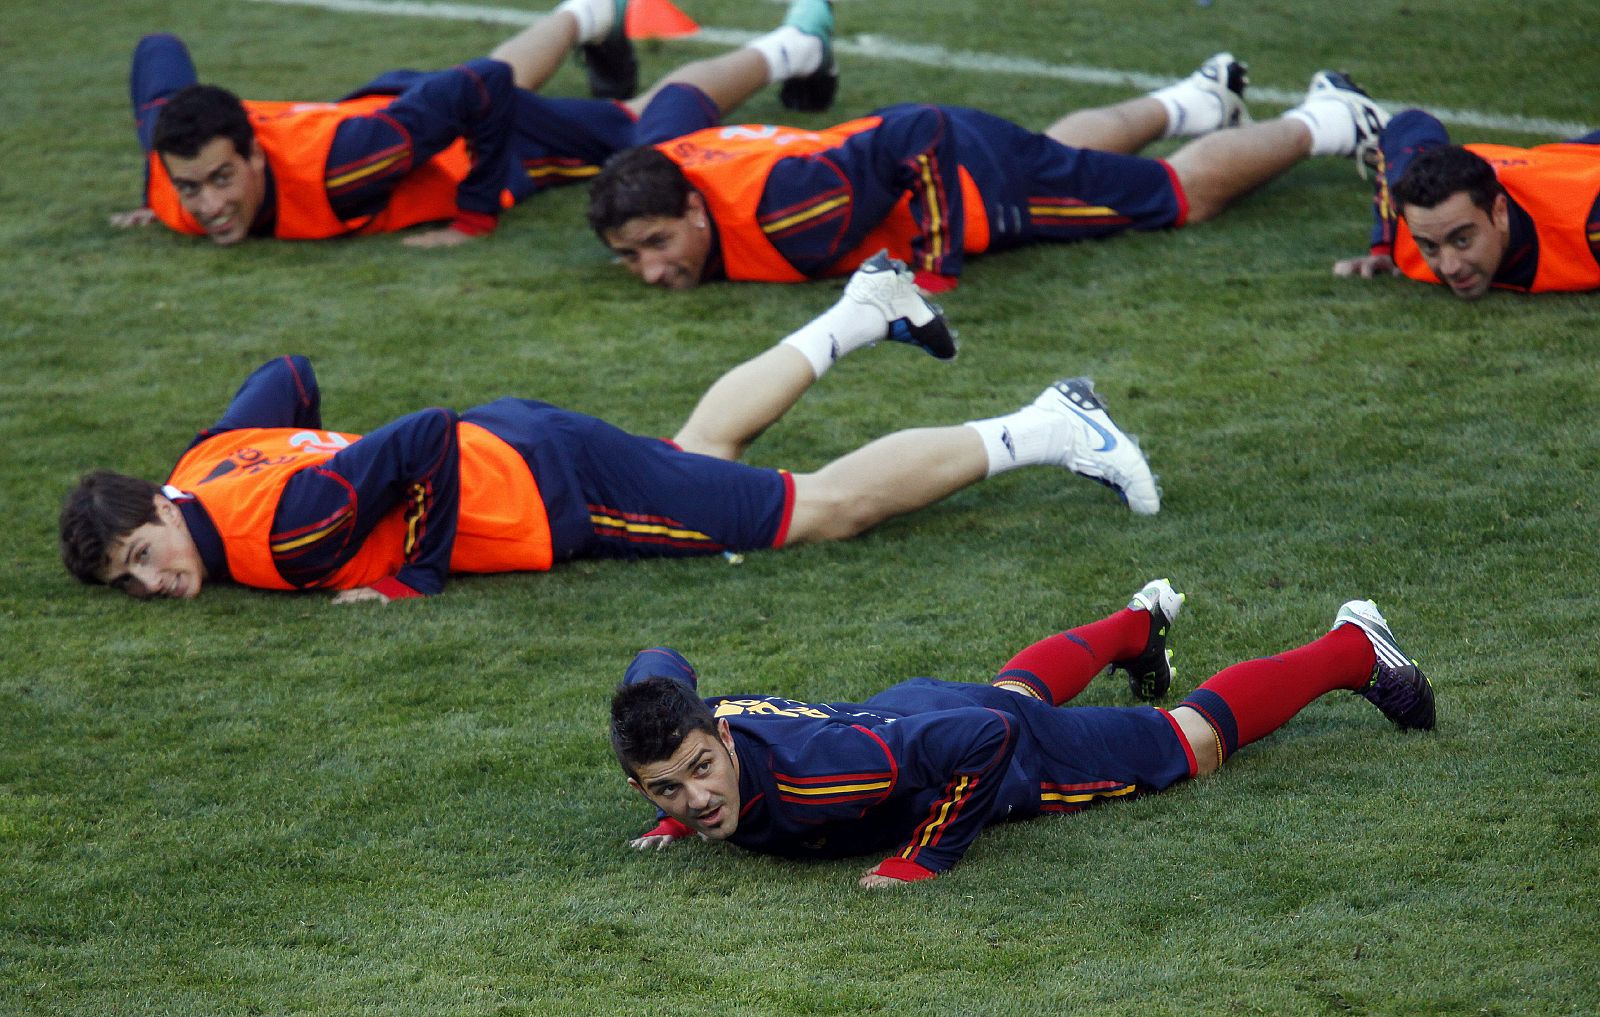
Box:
1392;145;1503;215
60;472;162;584
586;146;695;239
610;675;716;778
152;84;255;160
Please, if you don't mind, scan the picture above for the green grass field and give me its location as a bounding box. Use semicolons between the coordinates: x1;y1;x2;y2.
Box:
3;1;1598;1013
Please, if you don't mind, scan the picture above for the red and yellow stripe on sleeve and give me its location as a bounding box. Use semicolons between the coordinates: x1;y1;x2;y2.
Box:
774;769;894;807
760;184;853;241
525;156;602;185
326;143;412;198
909;153;952;270
895;772;981;863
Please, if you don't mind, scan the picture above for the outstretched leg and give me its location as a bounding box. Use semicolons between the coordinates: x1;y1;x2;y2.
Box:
1047;53;1249;152
1171;599;1434;776
784;426;991;542
676;256;1161;543
494;0;838;131
624;0;836;117
784;373;1162;542
493;0;643;97
490;9;587;91
625;49;772;118
671;345;819;463
673;254;955;461
993;579;1184;705
1169;70;1390;222
1166;118;1314;222
1045;96;1170;154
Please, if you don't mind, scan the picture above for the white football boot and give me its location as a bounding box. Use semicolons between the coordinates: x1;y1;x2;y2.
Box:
1030;378;1161;515
1150;51;1252;136
1302;70;1390;177
840;250;958;360
1120;578;1185;699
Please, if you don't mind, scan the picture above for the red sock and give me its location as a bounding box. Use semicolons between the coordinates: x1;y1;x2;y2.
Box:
1179;624;1376;760
992;608;1150;705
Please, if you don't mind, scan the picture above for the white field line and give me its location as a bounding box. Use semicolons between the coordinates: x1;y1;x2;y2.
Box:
241;0;1592;138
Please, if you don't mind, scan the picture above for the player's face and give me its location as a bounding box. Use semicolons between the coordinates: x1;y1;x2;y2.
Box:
1401;191;1510;301
162;136;268;246
628;720;742;840
602;194;714;290
96;496;206;600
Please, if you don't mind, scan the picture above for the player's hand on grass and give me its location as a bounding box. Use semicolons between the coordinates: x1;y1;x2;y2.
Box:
859;857;936;888
109;207;158;229
628;833;681;850
858;871;910;889
1333;253;1400;279
401;226;479;249
332;586;392;605
629;817;693;850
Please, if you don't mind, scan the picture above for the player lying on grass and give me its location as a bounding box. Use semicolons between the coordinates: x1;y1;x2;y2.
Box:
1332;109;1600;299
611;581;1436;887
112;0;837;247
586;54;1389;290
60;255;1159;604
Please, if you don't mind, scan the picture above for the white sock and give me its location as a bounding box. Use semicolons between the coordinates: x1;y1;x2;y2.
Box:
779;296;888;379
1148;81;1225;139
749;26;823;82
1285;101;1356;157
963;407;1061;478
558;0;616;45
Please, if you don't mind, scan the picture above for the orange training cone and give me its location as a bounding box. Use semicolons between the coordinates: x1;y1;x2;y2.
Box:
625;0;700;39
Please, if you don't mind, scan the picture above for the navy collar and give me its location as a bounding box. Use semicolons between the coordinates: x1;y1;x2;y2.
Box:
251;162;278;238
1493;192;1538;291
703;218;726;282
726;731;769;845
174;494;230;584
